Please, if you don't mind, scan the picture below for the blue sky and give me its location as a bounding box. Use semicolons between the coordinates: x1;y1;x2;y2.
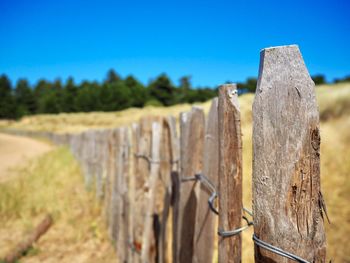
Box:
0;0;349;87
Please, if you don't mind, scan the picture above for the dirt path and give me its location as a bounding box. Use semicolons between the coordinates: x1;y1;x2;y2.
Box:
0;133;53;182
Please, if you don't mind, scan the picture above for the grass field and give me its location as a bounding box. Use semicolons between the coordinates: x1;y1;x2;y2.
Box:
0;82;349;262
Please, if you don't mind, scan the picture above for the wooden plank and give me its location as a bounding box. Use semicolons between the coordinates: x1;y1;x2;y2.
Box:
170;117;181;263
252;45;326;262
103;129;116;231
218;84;242;263
118;127;131;262
152;118;170;263
110;128;120;242
193;97;219;263
174;106;205;263
133;116;162;262
141;121;162;263
85;130;96;190
95;130;104;200
158;116;179;263
109;127;130;262
99;129;110;201
129;123;139;262
171;171;180;263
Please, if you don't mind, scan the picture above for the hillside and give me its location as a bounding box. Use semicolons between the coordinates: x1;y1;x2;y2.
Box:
0;82;349;262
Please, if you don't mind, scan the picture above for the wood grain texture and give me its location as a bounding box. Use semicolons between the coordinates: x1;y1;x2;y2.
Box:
218;84;242;263
85;130;96;190
141;122;162;263
103;129;116;232
120;127;131;263
252;45;326;262
133;118;152;262
95;130;105;200
133;116;162;262
175;107;205;263
129;123;139;262
158;116;179;263
193;98;219;263
109;127;130;262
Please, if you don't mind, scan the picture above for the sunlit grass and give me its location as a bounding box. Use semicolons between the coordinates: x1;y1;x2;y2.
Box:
0;147;115;262
1;82;349;262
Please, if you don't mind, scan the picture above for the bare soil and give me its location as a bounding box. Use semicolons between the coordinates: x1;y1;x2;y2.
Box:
0;133;52;183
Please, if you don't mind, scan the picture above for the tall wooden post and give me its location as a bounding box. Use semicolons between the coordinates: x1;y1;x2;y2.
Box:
174;106;205;263
252;45;326;262
103;129;115;231
129;123;139;263
109;127;131;262
193;98;219;263
218;84;242;263
95;130;104;200
158;116;179;263
141;122;162;263
85;130;96;190
133;116;162;262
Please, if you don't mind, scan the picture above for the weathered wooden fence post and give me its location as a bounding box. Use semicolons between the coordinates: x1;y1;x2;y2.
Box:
218;84;242;263
130;123;139;261
103;129;115;230
252;45;326;262
133;116;162;262
84;130;96;190
109;128;120;242
174;106;205;263
109;127;131;262
193;98;219;263
158;116;179;263
141;122;162;263
95;130;104;200
120;127;131;263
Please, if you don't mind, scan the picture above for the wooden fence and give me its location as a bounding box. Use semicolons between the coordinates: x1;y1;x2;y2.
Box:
4;45;327;263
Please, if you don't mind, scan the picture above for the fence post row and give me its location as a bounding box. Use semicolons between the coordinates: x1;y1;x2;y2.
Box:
158;116;179;263
193;98;219;263
12;44;326;263
141;121;162;263
218;84;243;263
252;45;326;262
174;107;205;263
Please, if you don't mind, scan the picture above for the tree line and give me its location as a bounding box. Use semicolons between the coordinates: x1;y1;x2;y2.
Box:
0;69;347;119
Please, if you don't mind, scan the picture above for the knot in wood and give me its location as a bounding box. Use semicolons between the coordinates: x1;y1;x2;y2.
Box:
311;128;320;151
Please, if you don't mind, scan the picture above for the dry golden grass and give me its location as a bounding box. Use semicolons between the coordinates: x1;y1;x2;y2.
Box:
1;82;349;262
0;147;116;263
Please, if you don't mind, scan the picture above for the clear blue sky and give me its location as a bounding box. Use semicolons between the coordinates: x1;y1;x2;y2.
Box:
1;0;349;87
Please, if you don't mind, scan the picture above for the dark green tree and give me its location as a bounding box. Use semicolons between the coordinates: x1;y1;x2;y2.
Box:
99;82;131;111
148;74;175;106
245;77;257;93
14;79;36;117
334;75;350;83
0;75;16;119
312;75;326;85
36;79;63;114
124;75;147;107
61;77;78;112
35;79;52;113
75;81;101;112
176;76;192;103
105;69;121;84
